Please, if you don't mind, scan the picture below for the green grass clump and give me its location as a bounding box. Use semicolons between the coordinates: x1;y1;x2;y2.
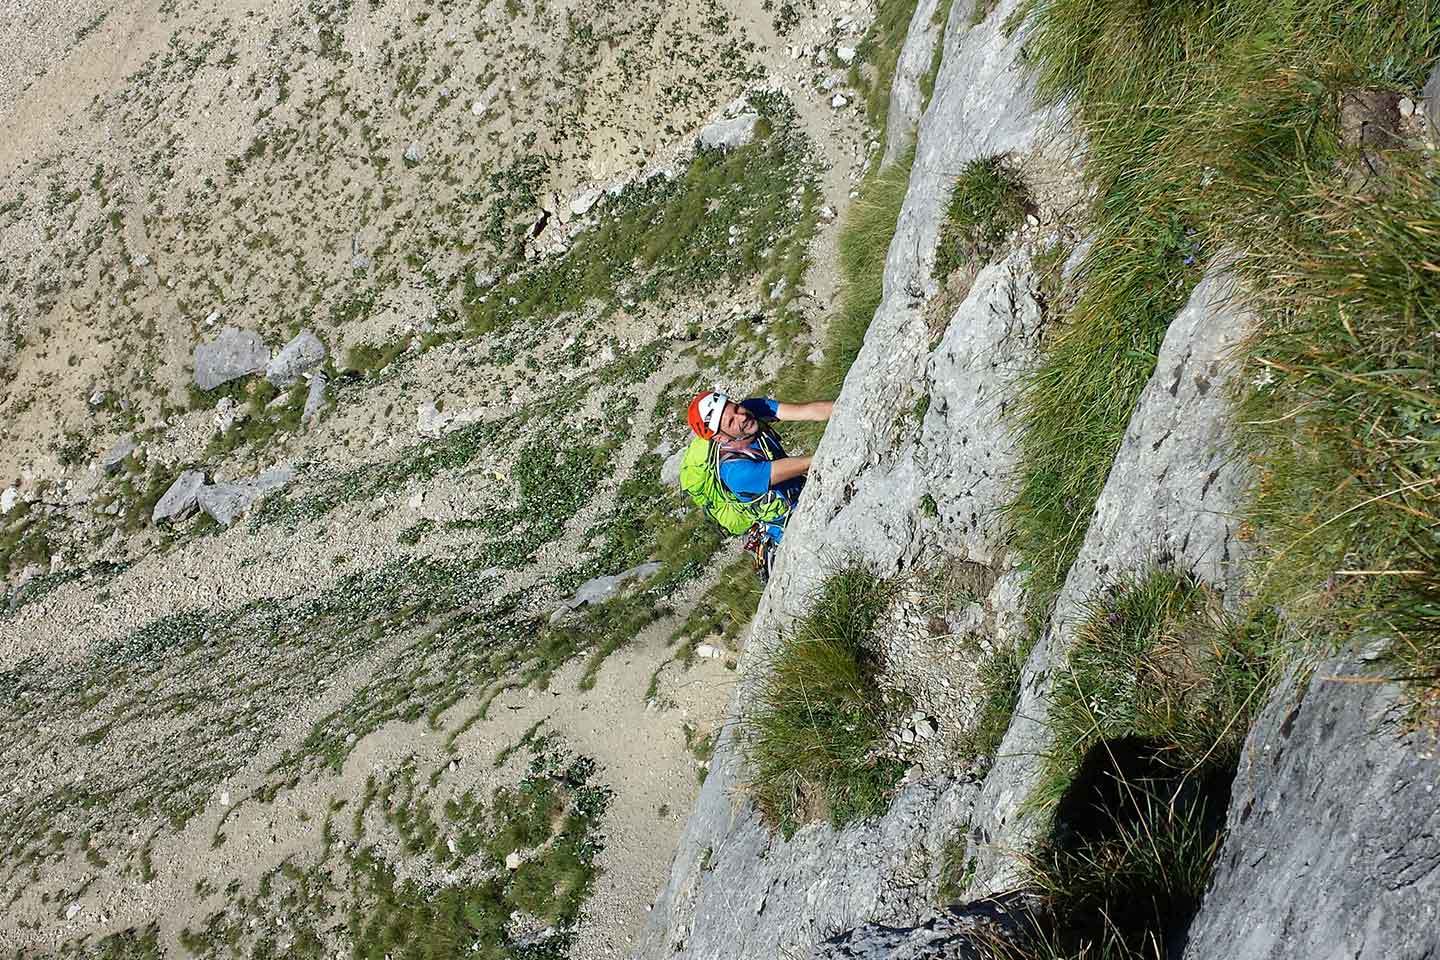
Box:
1006;0;1439;714
743;563;903;837
1035;567;1275;810
812;148;915;394
954;637;1032;771
670;558;764;656
932;155;1030;278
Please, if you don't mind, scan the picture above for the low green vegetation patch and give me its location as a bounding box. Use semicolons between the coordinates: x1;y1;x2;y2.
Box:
743;563;903;837
932;154;1030;278
953;636;1031;772
1005;0;1439;724
855;0;924;130
1021;567;1278;956
183;741;609;960
1035;567;1275;809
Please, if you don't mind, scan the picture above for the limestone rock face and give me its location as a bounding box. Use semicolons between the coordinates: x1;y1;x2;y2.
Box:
265;329;326;388
635;1;1065;954
813;893;1044;960
965;267;1255;892
880;0;943;167
193;327;269;391
1181;656;1440;960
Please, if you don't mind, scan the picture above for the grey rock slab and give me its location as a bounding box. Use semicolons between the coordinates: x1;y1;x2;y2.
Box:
100;436;137;475
265;329;326;388
193;326;269;391
697;113;760;153
636;1;1062;955
151;470;205;524
880;0;942;167
197;482;260;527
552;562;663;623
966;266;1254;893
813;893;1044;960
660;448;685;487
302;372;328;425
1183;657;1440;960
253;465;294;494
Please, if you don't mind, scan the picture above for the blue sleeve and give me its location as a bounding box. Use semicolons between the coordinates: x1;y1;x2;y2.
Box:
718;458;772;499
740;397;780;420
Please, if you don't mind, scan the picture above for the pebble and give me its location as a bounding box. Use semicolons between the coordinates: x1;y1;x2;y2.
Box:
1400;96;1416;117
220;790;230;806
831;94;849;109
695;643;724;659
506;851;523;870
836;46;856;64
66;903;81;921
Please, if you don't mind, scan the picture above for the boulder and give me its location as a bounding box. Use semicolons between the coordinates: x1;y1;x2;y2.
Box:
570;187;602;217
254;464;294;493
197;482;259;526
193;326;269;391
661;448;686;487
550;561;664;622
265;329;326;388
697;113;760;153
302;372;328;425
100;437;137;475
151;470;205;524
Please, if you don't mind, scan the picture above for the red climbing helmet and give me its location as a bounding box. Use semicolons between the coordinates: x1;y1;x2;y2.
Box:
687;391;729;440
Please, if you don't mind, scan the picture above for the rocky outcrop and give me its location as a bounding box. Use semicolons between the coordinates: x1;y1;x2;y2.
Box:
635;0;1066;954
193;327;268;391
964;267;1255;892
813;892;1044;960
1182;656;1440;960
881;0;943;166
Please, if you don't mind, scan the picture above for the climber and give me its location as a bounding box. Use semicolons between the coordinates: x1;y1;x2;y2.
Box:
681;390;832;579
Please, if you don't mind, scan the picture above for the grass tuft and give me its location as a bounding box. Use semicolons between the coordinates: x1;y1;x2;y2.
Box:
933;154;1030;278
743;563;903;837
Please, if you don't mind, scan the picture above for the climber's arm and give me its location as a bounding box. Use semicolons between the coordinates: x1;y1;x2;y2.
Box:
768;455;813;485
774;400;833;422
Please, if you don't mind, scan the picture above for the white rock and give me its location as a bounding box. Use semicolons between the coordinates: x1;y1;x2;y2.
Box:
448;760;458;773
570;188;602;217
220;790;231;806
697;113;761;153
819;205;837;222
836;45;856;63
831;94;849;109
66;903;81;921
417;401;452;438
915;719;937;740
506;851;523;871
471;100;485;116
404;141;426;164
900;728;916;745
1400;96;1416;117
695;643;724;660
0;486;18;515
204;309;221;327
447;837;458;855
408;490;425;510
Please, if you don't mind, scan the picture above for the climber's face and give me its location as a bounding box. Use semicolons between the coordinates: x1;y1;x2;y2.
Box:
718;401;757;441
